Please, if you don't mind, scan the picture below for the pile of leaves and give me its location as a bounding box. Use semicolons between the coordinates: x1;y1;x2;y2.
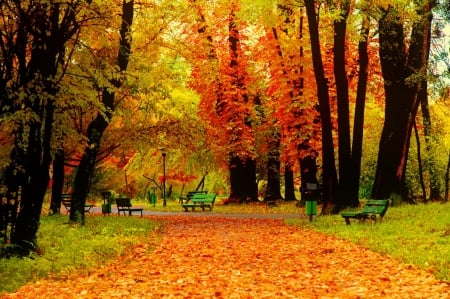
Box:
3;216;449;298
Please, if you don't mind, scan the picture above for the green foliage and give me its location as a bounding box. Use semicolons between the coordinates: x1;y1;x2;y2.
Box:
288;202;450;282
0;215;161;294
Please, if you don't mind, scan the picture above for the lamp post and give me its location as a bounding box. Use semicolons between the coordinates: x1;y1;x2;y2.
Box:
161;149;167;207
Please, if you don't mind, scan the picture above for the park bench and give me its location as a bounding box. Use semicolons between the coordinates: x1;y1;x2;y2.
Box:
115;197;143;217
341;199;389;225
61;194;95;214
182;193;216;212
178;190;208;204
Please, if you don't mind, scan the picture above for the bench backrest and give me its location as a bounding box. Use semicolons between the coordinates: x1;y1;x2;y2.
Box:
116;197;132;208
191;193;216;203
187;190;208;196
362;200;389;216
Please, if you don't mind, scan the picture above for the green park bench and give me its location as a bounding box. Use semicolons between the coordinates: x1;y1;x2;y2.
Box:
341;199;389;225
182;193;216;212
61;194;95;214
115;197;143;217
179;190;208;204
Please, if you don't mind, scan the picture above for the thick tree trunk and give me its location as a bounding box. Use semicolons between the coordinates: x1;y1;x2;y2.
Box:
49;149;65;215
333;0;355;211
264;131;283;202
11;99;54;253
70;0;134;223
71;119;107;223
284;165;297;201
350;16;370;208
372;8;413;201
304;0;338;214
229;155;258;203
372;4;432;202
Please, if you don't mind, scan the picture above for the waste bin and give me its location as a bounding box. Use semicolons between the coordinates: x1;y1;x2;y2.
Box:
305;199;317;222
101;191;112;215
303;183;319;222
147;187;157;207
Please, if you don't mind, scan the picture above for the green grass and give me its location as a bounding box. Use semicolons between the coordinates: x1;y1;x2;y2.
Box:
287;202;450;282
0;215;161;294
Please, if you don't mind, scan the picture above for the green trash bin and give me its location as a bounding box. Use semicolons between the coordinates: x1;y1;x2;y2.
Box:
303;183;320;222
147;188;157;207
101;191;112;215
305;199;317;222
101;203;112;214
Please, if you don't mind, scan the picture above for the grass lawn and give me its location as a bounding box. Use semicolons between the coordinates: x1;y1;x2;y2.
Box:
287;201;450;282
0;215;161;294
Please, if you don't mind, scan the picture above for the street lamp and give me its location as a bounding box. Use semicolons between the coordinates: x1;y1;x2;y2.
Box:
160;148;167;207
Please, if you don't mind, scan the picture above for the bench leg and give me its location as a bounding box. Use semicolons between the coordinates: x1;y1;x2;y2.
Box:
344;217;351;225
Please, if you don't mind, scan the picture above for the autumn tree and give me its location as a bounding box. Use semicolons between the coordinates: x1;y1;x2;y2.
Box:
70;0;134;223
304;0;339;212
186;1;259;203
0;0;94;253
372;2;435;203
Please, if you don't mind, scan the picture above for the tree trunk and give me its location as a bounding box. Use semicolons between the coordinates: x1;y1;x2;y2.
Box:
49;149;65;215
350;16;370;208
414;120;427;202
70;0;134;223
264;131;283;202
333;0;355;211
229;155;258;203
284;165;297;201
11;98;54;253
304;0;339;213
417;2;440;201
372;4;432;202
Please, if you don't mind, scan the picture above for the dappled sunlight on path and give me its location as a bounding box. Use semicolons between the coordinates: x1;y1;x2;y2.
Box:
3;216;449;298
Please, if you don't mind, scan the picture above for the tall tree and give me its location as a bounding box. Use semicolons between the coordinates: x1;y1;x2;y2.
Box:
226;5;258;203
372;2;434;202
187;1;258;203
304;0;339;213
0;0;90;253
70;0;134;223
350;13;370;206
417;1;438;201
333;0;356;210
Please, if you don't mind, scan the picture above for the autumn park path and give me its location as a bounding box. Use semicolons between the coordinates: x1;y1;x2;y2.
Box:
4;215;450;299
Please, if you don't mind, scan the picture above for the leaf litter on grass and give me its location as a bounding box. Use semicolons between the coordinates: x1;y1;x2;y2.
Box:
2;216;449;298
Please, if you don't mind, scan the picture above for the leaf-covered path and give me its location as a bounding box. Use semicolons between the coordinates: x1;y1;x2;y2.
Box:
3;216;450;298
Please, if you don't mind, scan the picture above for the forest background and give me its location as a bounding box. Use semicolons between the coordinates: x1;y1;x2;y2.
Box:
0;0;450;255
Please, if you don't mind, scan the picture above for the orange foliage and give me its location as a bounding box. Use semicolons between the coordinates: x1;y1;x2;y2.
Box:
4;216;449;298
